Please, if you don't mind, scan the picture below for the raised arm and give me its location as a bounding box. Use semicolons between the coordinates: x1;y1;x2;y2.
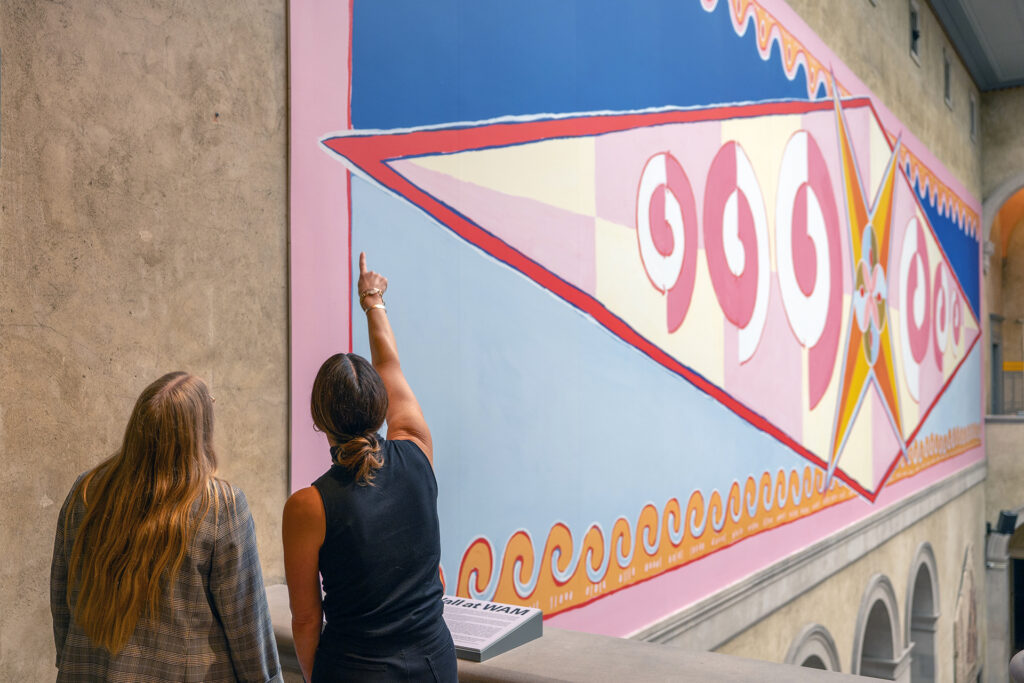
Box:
357;252;433;462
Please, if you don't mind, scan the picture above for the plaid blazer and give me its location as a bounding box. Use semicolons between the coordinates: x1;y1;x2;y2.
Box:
50;476;282;683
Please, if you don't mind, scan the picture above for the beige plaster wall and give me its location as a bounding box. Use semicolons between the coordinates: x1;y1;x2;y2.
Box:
715;484;986;681
0;1;287;680
787;0;982;200
982;87;1024;200
985;422;1024;521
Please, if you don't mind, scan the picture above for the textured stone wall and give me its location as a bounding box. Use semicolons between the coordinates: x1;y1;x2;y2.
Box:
982;87;1024;200
985;421;1024;521
0;2;287;679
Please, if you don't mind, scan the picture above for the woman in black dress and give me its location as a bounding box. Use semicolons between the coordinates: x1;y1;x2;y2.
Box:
283;252;457;682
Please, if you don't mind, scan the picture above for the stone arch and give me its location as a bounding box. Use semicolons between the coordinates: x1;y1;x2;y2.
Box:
852;573;911;681
785;623;841;671
982;171;1024;248
906;543;940;682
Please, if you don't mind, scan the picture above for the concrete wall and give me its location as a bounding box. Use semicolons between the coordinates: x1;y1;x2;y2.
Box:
787;0;982;200
715;484;986;682
985;421;1024;521
982;87;1024;201
0;1;287;680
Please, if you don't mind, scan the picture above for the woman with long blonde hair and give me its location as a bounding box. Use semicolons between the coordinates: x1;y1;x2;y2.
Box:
50;371;281;682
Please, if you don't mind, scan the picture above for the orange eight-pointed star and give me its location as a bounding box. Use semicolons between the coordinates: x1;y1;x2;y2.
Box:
826;84;906;489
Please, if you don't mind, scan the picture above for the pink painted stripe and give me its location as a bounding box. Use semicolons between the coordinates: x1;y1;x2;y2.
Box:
288;0;353;490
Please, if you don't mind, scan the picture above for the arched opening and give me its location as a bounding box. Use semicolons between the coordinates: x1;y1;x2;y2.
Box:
985;183;1024;413
862;600;896;673
853;575;911;681
801;655;827;669
906;543;940;682
909;566;937;681
785;623;841;672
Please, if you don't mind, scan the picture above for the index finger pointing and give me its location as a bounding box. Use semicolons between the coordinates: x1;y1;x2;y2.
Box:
359;252;367;275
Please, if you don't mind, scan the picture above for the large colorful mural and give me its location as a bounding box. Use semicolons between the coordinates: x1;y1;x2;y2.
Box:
290;0;983;637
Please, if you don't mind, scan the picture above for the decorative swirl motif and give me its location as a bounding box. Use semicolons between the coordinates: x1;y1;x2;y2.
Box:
639;504;661;556
728;481;744;523
456;426;980;617
636;152;699;332
548;524;576;585
709;490;727;533
583;525;608;584
509;530;540;598
664;498;685;546
951;288;963;346
933;261;950;369
744;477;758;518
760;471;776;512
612;518;633;569
704;141;771;363
776;131;842;409
459;537;496;600
688;490;708;538
898;218;931;402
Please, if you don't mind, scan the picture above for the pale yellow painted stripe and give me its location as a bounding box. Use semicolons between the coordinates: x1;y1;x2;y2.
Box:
407;138;595;216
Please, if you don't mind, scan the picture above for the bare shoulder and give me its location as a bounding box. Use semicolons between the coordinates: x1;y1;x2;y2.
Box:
283;486;325;523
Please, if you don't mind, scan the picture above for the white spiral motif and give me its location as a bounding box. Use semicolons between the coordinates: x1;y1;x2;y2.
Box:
637;153;688;293
898;218;927;402
776;131;830;347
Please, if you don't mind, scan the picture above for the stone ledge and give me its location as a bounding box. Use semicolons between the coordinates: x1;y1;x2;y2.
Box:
266;586;858;680
985;414;1024;423
457;627;861;681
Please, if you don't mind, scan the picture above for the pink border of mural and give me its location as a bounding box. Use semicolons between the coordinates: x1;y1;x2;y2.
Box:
288;0;352;489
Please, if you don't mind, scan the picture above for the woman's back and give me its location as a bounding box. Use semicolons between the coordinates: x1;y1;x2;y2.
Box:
52;476;280;683
314;438;444;650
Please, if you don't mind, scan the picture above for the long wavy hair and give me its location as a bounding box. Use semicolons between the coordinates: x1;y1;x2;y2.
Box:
65;371;227;654
311;353;388;484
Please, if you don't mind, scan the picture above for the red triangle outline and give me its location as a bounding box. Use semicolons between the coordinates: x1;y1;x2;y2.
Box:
322;98;980;502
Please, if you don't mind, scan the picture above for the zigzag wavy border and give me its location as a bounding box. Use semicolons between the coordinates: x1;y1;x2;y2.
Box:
701;0;979;238
456;423;981;616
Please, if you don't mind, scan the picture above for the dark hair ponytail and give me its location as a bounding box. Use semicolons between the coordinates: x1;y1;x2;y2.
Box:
330;433;383;484
311;353;388;485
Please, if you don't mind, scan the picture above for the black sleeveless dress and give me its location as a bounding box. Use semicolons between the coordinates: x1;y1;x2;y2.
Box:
310;438;456;682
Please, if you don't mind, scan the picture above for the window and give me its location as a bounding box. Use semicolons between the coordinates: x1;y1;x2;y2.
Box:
909;0;921;63
943;48;952;108
970;93;978;142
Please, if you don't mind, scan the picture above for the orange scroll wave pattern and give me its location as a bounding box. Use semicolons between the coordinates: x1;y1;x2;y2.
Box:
455;425;983;617
457;466;854;617
889;423;982;484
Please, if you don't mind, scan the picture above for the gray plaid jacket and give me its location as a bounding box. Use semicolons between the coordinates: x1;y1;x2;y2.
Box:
51;476;282;682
